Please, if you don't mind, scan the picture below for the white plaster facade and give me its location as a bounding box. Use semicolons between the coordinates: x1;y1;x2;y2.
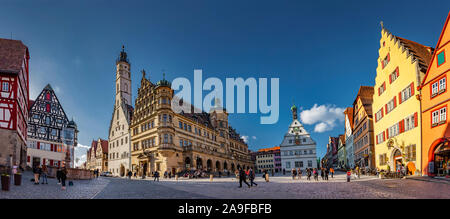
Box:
107;47;133;176
280;106;317;171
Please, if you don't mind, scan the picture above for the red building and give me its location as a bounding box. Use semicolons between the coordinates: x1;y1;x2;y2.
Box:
0;38;30;170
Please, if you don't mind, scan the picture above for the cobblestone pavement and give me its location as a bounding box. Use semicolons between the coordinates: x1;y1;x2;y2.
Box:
0;171;108;199
1;171;449;199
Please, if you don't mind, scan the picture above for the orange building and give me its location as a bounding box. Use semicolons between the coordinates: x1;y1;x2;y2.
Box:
419;12;450;177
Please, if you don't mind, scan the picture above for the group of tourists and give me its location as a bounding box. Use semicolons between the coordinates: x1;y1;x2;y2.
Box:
290;167;335;181
32;164;68;190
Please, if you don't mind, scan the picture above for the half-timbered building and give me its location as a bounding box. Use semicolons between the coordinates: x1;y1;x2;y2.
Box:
27;84;78;168
0;38;30;170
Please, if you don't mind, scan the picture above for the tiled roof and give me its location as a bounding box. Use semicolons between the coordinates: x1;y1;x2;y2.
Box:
355;86;374;116
344;107;354;129
99;139;108;153
258;146;280;152
396;36;434;73
0;38;28;73
91;140;98;153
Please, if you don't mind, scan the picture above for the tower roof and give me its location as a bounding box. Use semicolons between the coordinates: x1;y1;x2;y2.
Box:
116;45;129;64
0;38;29;74
156;72;171;88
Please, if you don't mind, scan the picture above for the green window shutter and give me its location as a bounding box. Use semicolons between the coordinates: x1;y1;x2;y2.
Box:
437;51;445;66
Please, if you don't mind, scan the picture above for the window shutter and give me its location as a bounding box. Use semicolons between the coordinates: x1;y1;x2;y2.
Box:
50;160;53;166
389;74;392;84
383;131;386;141
398;92;402;104
387;53;390;62
400;120;404;133
376;136;379;144
27;156;30;162
381;108;384;117
414;112;418;127
50;144;53;152
383;82;386;90
381;60;384;69
378;87;381;96
385;104;388;114
386;129;389;139
43;158;46;165
37;142;40;150
375;114;377;122
393;96;397;108
411;82;415;96
396;67;399;77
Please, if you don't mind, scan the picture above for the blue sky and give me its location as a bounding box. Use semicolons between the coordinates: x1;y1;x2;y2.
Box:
1;0;449;165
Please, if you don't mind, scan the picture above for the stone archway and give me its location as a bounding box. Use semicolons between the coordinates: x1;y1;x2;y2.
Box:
196;157;203;170
223;161;228;170
231;163;235;171
185;157;191;169
390;148;403;172
207;159;213;171
215;160;221;172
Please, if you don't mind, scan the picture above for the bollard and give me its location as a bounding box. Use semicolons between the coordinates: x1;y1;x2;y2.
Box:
210;174;213;182
346;171;351;182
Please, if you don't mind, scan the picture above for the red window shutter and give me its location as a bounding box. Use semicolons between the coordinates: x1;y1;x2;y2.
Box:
376;137;379;144
393;96;397;108
411;82;415;96
389;74;392;84
398;92;402;104
43;158;46;165
396;67;399;77
385;104;388;114
378;87;381;96
50;144;53;151
46;104;50;112
387;53;390;62
383;131;386;141
383;82;386;90
37;142;40;150
414;112;418;127
386;129;389;139
58;161;61;167
50;160;53;166
27;156;30;162
381;108;384;117
381;60;385;69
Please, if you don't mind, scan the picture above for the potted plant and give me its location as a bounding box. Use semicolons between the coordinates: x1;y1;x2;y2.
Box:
1;173;10;191
14;172;21;186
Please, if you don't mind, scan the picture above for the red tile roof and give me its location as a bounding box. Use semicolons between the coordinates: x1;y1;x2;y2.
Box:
0;38;29;73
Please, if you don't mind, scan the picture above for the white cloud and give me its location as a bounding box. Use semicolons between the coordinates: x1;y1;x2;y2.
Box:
74;143;90;167
241;135;249;143
251;136;257;140
300;104;345;133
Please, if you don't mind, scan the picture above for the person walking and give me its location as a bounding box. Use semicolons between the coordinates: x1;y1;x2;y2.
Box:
41;164;48;184
313;168;319;181
330;167;334;178
61;166;67;190
249;168;257;187
282;168;285;175
324;168;329;181
298;168;302;180
306;168;311;181
238;167;250;188
320;168;324;180
154;171;160;182
56;167;62;184
127;170;132;179
33;165;40;185
292;168;297;180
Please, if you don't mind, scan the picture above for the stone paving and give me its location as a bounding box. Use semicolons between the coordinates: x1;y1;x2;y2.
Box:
0;171;108;199
1;171;449;199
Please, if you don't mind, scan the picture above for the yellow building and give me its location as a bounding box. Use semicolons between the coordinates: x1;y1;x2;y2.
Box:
130;71;253;177
373;23;433;175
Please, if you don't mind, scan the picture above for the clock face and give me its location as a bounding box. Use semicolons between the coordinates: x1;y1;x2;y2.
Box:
294;127;299;132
